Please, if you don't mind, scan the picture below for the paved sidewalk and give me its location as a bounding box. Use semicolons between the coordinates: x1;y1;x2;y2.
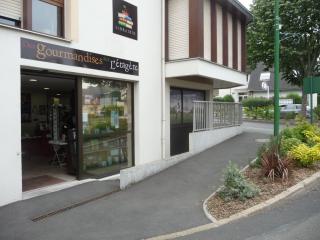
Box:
0;132;268;240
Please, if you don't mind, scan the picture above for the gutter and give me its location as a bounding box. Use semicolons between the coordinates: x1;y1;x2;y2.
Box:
161;0;166;159
228;0;253;23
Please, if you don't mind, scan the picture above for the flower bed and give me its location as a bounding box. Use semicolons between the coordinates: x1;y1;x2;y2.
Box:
206;163;320;220
206;116;320;221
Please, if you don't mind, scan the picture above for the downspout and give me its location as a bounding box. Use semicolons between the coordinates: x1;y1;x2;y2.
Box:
161;0;166;159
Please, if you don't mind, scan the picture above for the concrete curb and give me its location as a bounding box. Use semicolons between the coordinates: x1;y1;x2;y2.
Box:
203;165;320;226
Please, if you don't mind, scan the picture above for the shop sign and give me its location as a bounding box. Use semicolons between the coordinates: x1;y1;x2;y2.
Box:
113;0;138;40
21;38;139;76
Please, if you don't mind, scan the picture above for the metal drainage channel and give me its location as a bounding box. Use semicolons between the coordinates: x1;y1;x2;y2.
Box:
31;189;120;222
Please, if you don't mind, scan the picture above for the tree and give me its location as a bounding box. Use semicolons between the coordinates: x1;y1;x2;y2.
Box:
247;0;320;115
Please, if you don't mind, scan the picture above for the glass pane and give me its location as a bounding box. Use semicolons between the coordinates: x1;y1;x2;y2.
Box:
32;0;62;36
182;90;205;124
82;78;133;177
170;89;182;125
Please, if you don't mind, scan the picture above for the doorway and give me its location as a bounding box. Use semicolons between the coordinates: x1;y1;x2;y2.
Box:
21;71;77;191
170;87;205;156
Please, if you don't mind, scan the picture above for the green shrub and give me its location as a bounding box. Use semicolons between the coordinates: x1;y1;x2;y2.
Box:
285;112;296;120
213;95;235;103
314;105;320;120
280;137;302;157
290;143;320;167
280;116;317;143
218;162;259;201
242;97;273;120
243;106;273;120
222;94;235;102
242;97;273;109
286;93;302;104
213;96;224;102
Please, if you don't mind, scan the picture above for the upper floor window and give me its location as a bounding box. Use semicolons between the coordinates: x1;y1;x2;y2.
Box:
24;0;64;37
31;0;63;37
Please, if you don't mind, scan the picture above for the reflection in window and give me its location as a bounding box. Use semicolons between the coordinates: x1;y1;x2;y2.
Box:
170;89;182;125
82;78;133;177
32;0;63;36
170;88;205;125
183;90;205;124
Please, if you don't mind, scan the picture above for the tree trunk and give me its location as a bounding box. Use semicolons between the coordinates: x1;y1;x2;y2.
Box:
301;89;307;117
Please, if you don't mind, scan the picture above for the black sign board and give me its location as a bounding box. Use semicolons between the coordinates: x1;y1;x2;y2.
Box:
113;0;138;40
21;38;139;76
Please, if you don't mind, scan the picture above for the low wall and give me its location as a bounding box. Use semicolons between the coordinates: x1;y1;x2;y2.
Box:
189;126;243;154
120;125;243;189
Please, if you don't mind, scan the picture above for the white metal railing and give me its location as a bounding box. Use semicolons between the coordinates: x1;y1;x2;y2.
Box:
193;101;243;132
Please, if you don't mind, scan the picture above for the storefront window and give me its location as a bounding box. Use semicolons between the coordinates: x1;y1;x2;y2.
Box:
31;0;63;37
82;78;133;177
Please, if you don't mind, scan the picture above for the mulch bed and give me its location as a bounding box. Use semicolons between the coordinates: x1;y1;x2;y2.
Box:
206;163;320;220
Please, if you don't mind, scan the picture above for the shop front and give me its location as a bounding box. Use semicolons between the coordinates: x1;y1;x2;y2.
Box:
20;38;136;191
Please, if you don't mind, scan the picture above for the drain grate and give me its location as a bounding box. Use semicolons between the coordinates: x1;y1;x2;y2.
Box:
31;189;120;222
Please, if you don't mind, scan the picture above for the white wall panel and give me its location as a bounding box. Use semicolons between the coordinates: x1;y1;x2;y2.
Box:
168;0;189;60
216;4;223;64
227;12;233;68
203;0;211;61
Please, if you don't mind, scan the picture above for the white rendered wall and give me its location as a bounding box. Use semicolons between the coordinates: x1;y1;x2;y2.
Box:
168;0;189;60
0;0;162;206
227;12;233;69
216;4;223;65
189;126;243;154
203;0;211;61
0;30;22;206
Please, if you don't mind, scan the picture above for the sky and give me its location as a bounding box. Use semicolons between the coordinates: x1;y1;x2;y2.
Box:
238;0;253;10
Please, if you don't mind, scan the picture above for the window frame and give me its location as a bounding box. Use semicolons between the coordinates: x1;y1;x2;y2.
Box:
23;0;65;38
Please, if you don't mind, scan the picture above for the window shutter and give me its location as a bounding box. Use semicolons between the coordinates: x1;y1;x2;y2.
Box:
0;0;23;20
40;0;64;8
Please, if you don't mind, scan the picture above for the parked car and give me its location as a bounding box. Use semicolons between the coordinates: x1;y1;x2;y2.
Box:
280;104;310;118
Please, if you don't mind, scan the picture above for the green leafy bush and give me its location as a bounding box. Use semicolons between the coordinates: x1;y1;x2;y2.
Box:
280;137;302;157
242;97;273;120
244;106;273;120
280;116;317;143
213;94;235;102
284;112;296;120
222;95;235;102
286;93;302;104
290;143;320;167
242;97;273;109
314;105;320;120
218;162;259;201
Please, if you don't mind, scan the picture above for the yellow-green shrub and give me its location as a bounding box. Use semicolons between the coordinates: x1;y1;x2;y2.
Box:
290;143;320;167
